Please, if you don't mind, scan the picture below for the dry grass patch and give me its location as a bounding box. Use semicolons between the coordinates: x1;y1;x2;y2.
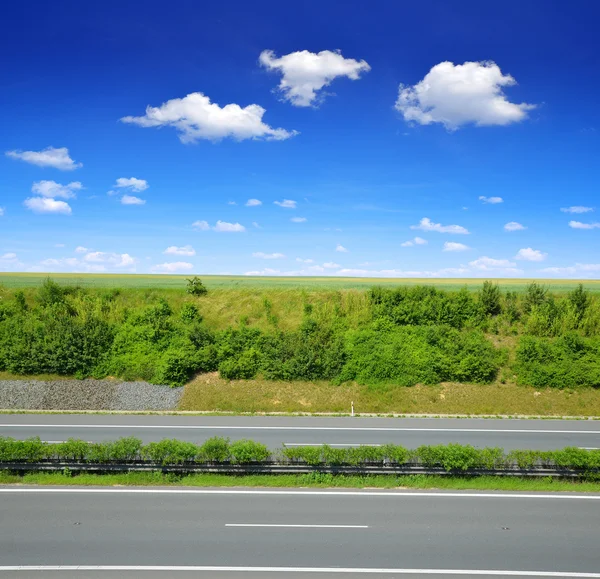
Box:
180;373;600;416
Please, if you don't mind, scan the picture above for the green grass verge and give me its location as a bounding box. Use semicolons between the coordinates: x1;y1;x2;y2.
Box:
1;471;599;491
1;272;598;292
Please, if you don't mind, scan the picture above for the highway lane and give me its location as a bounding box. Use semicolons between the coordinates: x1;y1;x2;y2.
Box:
1;487;599;577
0;414;599;449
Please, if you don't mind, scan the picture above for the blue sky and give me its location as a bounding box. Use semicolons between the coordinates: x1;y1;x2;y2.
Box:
1;0;599;278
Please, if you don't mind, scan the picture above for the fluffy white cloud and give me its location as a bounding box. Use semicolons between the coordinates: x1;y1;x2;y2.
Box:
245;199;262;207
323;262;341;269
443;241;470;252
115;177;148;192
75;246;88;253
274;199;297;208
84;252;135;267
291;217;307;222
335;244;349;253
164;245;196;256
252;252;285;259
515;247;547;261
569;220;600;229
296;258;314;263
121;92;297;143
121;195;146;205
479;196;503;204
504;221;526;231
469;257;521;274
214;220;246;232
561;206;594;214
401;236;428;247
410;217;469;234
0;208;4;217
192;220;210;231
151;262;194;273
24;197;72;215
6;146;81;170
31;180;82;199
1;253;17;260
395;61;535;130
259;49;371;107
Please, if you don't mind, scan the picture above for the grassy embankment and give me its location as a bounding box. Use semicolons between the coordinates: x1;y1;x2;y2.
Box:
1;274;600;416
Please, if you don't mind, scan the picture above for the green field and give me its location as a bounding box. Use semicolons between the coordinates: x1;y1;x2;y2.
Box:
1;272;598;292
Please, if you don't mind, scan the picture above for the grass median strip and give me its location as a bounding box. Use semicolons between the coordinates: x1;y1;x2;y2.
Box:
1;471;600;492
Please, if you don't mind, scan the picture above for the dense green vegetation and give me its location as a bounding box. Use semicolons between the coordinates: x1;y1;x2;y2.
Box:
0;278;599;388
1;436;599;473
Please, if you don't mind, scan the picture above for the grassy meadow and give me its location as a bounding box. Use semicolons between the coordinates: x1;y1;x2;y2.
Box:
1;272;599;293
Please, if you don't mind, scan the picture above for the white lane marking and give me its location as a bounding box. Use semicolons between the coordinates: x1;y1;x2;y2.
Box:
0;566;599;576
225;524;369;528
2;424;600;434
578;447;600;450
1;488;599;500
284;443;382;447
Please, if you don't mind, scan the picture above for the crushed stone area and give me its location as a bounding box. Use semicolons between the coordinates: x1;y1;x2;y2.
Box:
0;379;182;411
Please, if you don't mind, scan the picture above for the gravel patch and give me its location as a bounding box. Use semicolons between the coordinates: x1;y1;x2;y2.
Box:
0;379;182;411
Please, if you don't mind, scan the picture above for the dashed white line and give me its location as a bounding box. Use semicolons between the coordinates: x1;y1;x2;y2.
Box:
225;524;369;528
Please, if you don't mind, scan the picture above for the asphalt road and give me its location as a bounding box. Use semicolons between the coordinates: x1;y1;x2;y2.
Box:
1;415;599;450
1;487;600;578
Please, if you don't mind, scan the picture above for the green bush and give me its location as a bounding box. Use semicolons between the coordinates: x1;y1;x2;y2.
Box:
186;277;208;297
199;437;231;462
142;439;199;464
229;439;271;463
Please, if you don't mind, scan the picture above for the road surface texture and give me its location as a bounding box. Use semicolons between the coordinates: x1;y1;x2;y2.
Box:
1;487;599;578
1;415;599;450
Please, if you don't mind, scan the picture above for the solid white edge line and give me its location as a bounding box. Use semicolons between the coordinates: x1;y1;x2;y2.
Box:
284;443;382;447
2;424;600;434
1;488;600;499
0;566;599;576
225;524;369;528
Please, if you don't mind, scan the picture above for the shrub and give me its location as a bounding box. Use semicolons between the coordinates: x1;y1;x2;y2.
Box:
282;445;323;466
52;439;90;461
229;439;271;463
479;281;502;316
142;439;199;464
186;277;208;297
180;303;200;324
199;437;230;462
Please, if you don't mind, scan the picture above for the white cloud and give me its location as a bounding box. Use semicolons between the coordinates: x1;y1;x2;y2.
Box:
6;146;81;170
192;220;210;231
115;177;148;192
410;217;469;234
515;247;547;261
443;241;470;252
274;199;297;208
151;262;194;273
214;220;246;232
469;257;521;274
296;258;314;263
121;92;297;143
396;61;535;130
0;208;4;216
569;220;600;229
504;221;526;231
252;221;261;228
24;197;72;215
259;49;371;107
164;245;196;256
539;263;600;277
401;237;428;247
561;206;593;214
84;252;135;267
121;194;146;205
31;180;82;199
228;201;237;205
245;199;262;207
75;246;88;253
291;217;307;222
252;252;285;259
323;262;341;269
1;253;17;260
335;244;349;253
479;196;503;204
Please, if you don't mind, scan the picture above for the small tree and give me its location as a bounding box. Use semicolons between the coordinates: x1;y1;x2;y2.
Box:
479;281;502;316
568;283;590;319
186;276;208;297
523;281;547;313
